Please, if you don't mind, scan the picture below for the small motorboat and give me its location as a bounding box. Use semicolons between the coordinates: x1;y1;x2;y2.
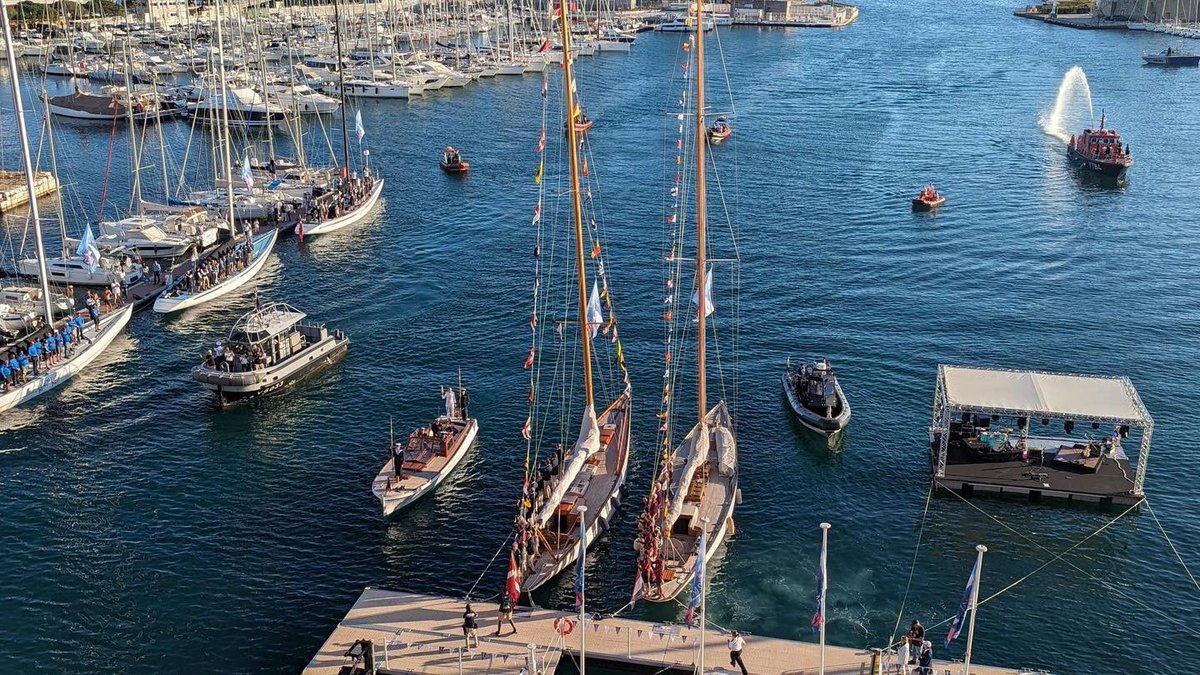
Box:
440;146;469;173
370;386;479;518
911;184;946;211
782;358;851;436
566;112;593;134
1142;46;1200;66
707;116;732;142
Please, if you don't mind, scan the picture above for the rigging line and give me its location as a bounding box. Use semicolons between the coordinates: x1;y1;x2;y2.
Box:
888;480;935;648
938;485;1200;638
465;526;516;601
1143;498;1200;592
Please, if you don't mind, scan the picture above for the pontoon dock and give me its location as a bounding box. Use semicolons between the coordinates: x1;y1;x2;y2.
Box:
304;588;1017;675
0;170;59;213
930;365;1153;506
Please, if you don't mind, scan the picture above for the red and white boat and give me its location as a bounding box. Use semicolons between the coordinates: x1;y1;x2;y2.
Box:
1067;111;1133;181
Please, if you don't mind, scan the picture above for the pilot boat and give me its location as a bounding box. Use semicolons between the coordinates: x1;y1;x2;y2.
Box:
1067;111;1133;181
782;358;851;436
440;146;469;173
371;385;479;517
707;116;732;142
911;184;946;211
191;301;350;406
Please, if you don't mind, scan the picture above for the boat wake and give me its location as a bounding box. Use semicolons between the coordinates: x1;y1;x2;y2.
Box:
1039;65;1093;144
0;446;27;455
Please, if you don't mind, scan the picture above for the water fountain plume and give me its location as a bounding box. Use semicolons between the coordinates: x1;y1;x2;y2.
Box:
1040;65;1094;143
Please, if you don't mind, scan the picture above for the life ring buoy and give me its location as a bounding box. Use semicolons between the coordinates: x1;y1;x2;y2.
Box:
553;617;575;635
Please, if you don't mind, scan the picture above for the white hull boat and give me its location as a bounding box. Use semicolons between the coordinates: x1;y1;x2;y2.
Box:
153;229;277;314
0;304;132;414
300;178;384;236
372;415;479;517
18;255;143;287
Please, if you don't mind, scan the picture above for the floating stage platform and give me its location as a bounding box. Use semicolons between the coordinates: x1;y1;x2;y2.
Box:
0;170;59;213
304;588;1019;675
931;365;1152;508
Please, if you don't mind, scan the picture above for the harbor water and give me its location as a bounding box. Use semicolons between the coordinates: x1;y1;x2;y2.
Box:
1;1;1198;672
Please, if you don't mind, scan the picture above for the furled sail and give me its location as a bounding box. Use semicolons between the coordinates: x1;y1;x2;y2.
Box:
714;422;736;476
534;404;600;526
666;422;709;526
691;265;714;322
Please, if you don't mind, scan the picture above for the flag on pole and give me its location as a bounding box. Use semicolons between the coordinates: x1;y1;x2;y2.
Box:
573;529;586;610
506;552;521;602
586;281;603;338
241;154;254;190
355;109;365;142
945;557;980;646
684;530;706;627
812;530;828;631
76;224;101;273
630;571;645;608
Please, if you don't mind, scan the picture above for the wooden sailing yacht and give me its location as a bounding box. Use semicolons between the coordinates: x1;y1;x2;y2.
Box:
0;10;133;414
512;0;632;595
633;1;740;604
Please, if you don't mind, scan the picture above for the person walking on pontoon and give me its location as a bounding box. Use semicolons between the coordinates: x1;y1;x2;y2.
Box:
496;593;517;636
462;603;479;648
728;631;748;675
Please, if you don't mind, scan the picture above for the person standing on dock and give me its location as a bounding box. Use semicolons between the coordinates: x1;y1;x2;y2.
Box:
496;593;517;636
151;260;162;285
462;603;479;649
905;620;925;664
728;631;748;675
917;641;933;674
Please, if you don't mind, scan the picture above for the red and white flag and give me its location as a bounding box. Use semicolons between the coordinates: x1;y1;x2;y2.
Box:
506;552;521;602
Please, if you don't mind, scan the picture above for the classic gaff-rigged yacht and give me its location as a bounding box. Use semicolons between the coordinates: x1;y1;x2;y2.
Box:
153;229;277;314
513;3;633;595
783;358;851;436
190;302;349;406
634;4;740;604
371;386;479;518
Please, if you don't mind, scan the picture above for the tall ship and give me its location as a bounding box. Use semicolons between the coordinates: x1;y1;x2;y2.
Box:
1067;111;1133;181
510;0;633;596
633;2;741;604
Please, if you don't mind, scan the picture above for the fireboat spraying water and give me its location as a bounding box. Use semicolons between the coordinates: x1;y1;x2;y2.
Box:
1041;65;1093;143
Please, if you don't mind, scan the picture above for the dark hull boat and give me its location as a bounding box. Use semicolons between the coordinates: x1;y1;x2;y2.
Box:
783;359;851;436
1142;47;1200;66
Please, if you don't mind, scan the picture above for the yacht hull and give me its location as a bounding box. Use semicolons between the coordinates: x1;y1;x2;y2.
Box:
372;418;479;517
153;229;277;314
302;178;384;236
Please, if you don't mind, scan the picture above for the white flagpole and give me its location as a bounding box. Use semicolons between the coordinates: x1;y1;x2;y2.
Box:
962;544;987;675
577;505;587;675
819;522;831;675
699;516;710;675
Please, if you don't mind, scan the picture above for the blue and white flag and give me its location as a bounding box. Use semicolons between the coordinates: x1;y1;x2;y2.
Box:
573;530;586;610
945;558;980;646
355;109;365;142
811;532;827;631
241;154;254;190
684;530;706;627
76;224;100;273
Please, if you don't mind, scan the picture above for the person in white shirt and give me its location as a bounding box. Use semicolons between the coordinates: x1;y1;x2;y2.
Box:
728;630;748;675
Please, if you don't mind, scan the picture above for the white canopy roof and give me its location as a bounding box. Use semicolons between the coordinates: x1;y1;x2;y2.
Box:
939;365;1150;424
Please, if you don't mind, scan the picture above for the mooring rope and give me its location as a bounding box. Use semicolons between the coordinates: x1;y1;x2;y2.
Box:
890;480;936;647
940;486;1200;639
465;527;515;602
1144;498;1200;592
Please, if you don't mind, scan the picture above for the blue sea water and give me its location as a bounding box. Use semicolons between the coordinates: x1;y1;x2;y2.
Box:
1;1;1198;673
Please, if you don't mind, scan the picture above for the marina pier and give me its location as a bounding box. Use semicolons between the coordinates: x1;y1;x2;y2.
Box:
304;589;1017;675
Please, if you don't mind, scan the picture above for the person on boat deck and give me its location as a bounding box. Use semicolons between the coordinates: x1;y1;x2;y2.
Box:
27;341;41;376
392;442;406;479
61;326;72;358
457;387;469;419
0;359;10;392
917;641;933;675
496;593;517;636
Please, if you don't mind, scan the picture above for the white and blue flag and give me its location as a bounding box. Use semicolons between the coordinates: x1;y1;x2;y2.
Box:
76;224;100;273
241;154;254;190
945;557;980;646
355;109;365;142
684;530;706;627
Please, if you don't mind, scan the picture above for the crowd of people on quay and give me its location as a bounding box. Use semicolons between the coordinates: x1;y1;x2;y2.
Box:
0;288;123;391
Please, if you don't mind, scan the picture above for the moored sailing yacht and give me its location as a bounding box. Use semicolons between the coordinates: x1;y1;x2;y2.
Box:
0;12;134;414
633;3;740;604
152;229;277;314
512;0;633;595
371;385;479;518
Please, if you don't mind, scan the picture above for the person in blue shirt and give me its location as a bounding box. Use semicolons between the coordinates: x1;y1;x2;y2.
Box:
62;327;73;357
17;352;29;383
0;359;10;391
46;335;57;365
27;341;41;376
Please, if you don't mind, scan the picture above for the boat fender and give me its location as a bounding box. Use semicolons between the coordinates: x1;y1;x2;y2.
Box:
553;617;575;635
734;488;742;505
726;517;736;536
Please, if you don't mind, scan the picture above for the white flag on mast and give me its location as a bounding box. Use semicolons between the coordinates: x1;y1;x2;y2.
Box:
586;281;603;338
692;266;714;322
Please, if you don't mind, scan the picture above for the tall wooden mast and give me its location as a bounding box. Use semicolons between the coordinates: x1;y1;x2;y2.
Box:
559;1;595;411
693;0;709;423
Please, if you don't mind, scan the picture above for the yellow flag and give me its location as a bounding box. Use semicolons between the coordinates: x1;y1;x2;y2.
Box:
534;160;543;185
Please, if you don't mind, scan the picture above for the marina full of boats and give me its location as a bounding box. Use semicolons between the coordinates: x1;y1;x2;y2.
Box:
4;2;1199;674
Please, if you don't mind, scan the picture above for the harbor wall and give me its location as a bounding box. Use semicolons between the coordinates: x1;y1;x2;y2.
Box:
1097;0;1199;21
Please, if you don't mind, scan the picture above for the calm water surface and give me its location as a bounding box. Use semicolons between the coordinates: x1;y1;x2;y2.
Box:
1;2;1198;673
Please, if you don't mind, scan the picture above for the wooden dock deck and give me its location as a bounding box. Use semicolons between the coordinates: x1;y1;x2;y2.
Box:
0;170;59;213
304;588;1018;675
